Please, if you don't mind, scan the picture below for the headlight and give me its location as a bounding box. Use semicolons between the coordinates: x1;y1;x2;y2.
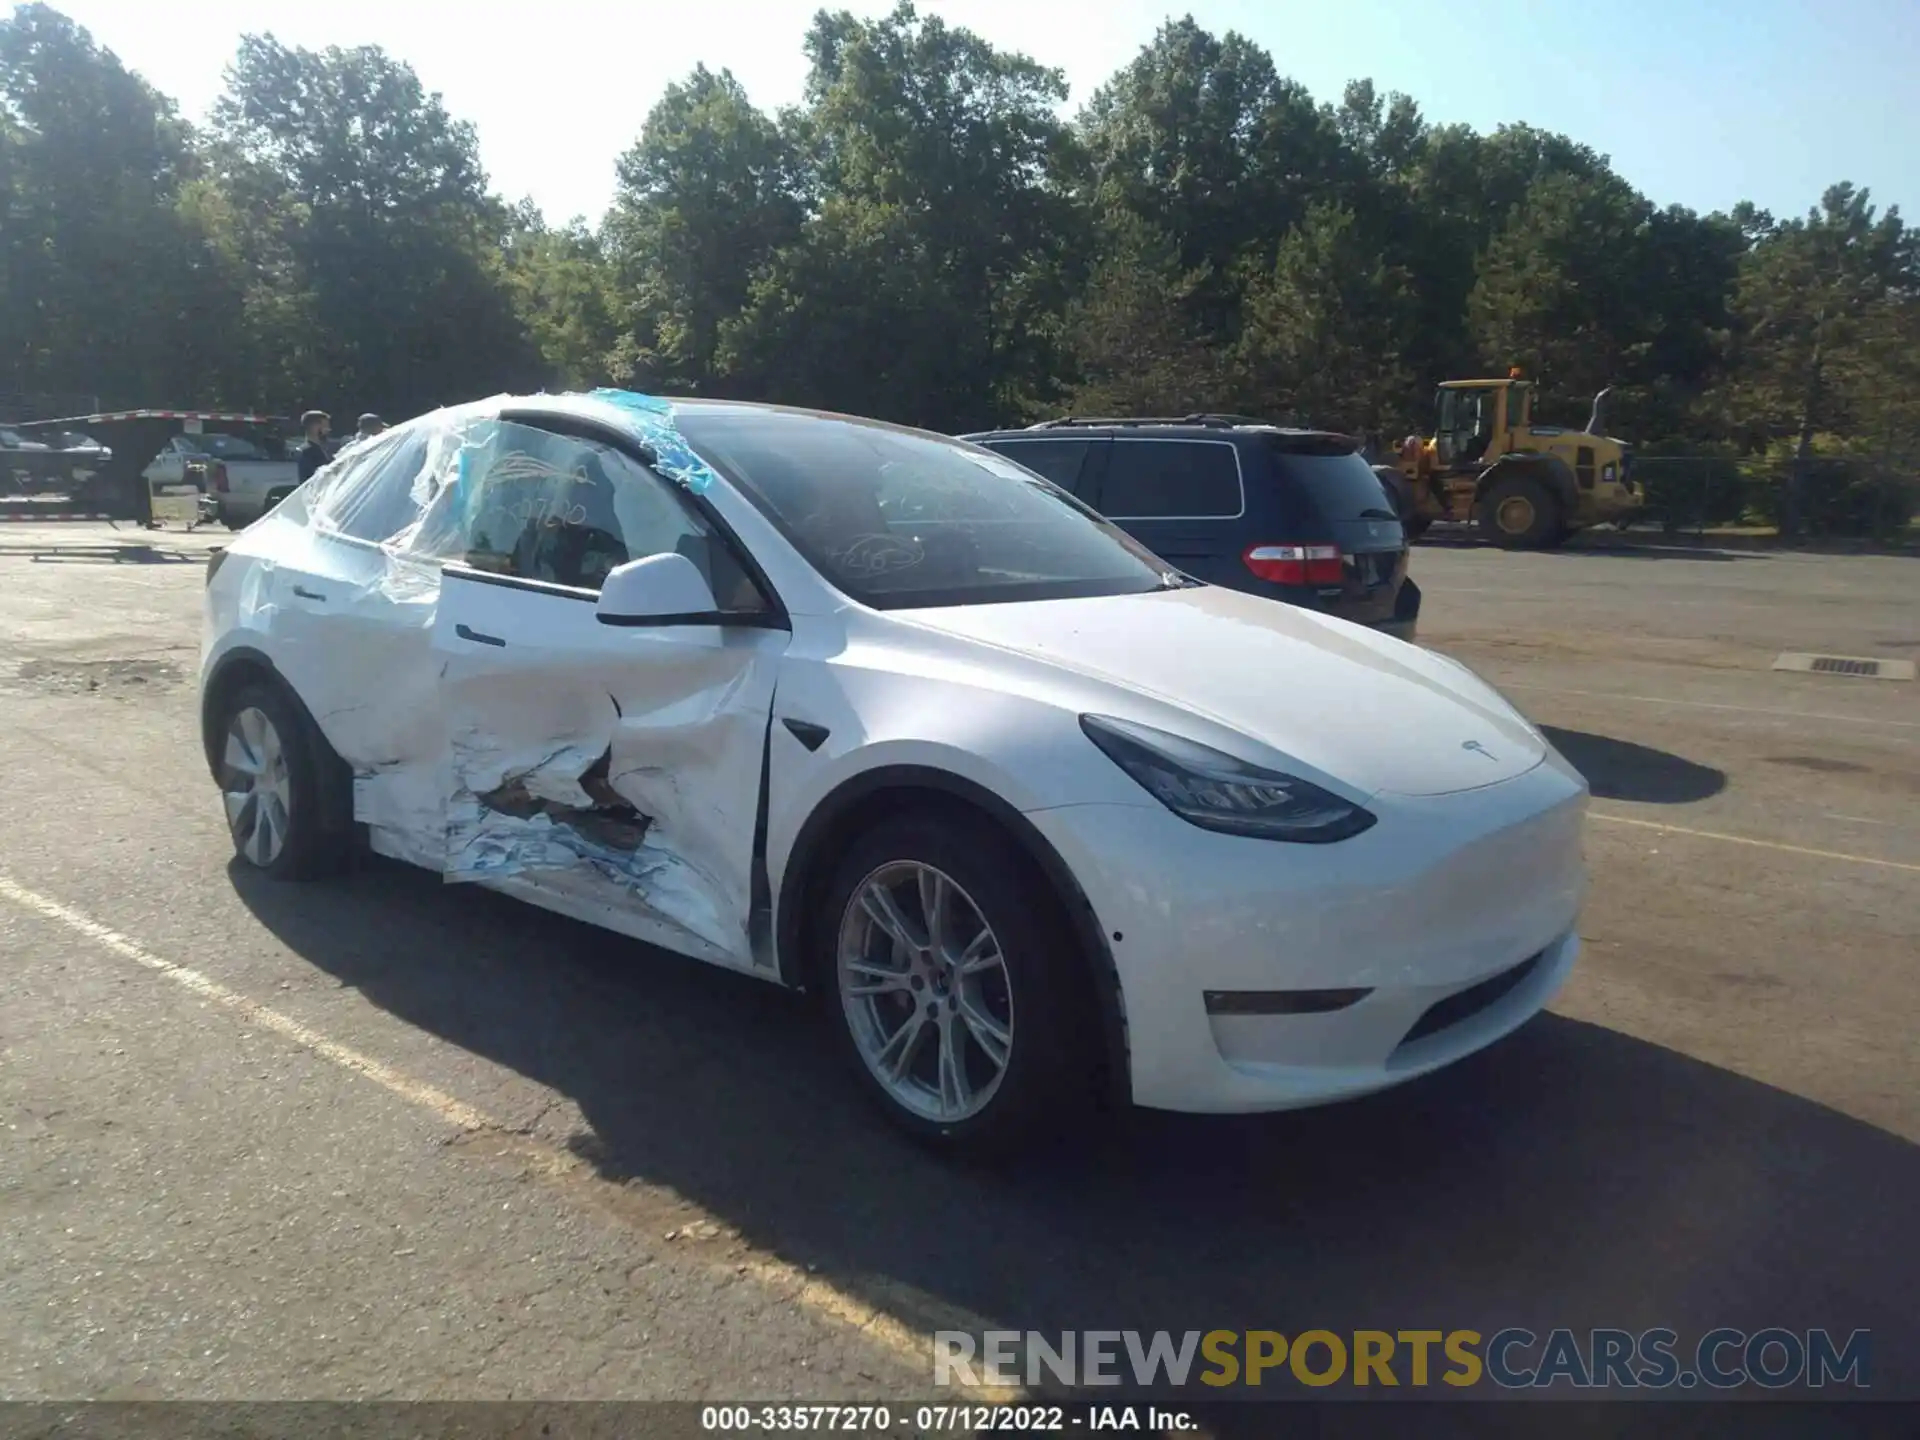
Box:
1079;715;1375;843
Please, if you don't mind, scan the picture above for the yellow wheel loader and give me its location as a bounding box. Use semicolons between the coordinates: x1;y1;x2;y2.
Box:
1390;375;1643;548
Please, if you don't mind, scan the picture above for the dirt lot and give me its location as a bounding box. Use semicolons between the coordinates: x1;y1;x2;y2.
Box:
0;521;1914;1414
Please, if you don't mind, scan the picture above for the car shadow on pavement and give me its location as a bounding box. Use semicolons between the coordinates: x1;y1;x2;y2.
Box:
0;541;198;565
1539;727;1727;804
232;858;1919;1401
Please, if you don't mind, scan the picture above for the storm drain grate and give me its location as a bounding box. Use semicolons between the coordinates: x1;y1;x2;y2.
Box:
1772;652;1916;682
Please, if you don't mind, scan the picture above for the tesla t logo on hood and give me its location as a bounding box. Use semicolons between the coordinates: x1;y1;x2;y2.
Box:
1462;740;1498;761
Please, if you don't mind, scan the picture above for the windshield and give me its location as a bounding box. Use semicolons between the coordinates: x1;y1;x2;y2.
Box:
676;408;1178;609
195;433;274;461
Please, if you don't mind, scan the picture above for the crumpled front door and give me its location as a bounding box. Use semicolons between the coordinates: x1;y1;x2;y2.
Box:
431;565;787;972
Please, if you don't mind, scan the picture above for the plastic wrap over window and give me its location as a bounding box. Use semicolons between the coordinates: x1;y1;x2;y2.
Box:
301;391;720;564
586;388;723;496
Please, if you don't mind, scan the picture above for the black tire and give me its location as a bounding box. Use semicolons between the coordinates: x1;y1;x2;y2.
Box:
814;810;1098;1157
1405;514;1433;541
1477;473;1562;549
1372;465;1413;523
212;678;353;880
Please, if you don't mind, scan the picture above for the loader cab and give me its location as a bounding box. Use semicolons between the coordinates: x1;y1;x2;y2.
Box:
1434;380;1531;471
1435;385;1494;468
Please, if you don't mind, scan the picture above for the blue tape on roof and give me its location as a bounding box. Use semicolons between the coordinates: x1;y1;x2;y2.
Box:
585;389;720;496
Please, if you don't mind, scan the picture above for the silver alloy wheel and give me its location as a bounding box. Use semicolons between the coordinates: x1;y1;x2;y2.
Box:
222;705;292;867
837;860;1015;1123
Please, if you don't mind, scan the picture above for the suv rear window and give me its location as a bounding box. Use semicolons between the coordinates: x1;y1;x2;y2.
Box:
1267;440;1399;520
1100;440;1242;519
976;438;1093;495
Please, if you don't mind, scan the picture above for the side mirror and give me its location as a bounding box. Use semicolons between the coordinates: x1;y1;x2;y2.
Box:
595;551;718;626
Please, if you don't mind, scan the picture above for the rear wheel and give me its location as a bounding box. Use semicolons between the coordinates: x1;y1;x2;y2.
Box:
1477;473;1562;549
215;680;351;880
818;812;1096;1156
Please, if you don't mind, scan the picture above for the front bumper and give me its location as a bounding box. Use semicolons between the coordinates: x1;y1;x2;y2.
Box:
1026;754;1587;1113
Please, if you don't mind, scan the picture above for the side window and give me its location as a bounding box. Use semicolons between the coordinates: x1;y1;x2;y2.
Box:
313;430;431;543
1099;440;1242;519
442;422;769;609
981;439;1093;495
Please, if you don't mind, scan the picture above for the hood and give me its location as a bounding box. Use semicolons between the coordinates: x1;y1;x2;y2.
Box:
897;586;1547;798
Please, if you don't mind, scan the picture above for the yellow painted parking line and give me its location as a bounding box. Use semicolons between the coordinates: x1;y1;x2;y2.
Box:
0;872;1015;1400
1590;813;1920;874
0;872;496;1131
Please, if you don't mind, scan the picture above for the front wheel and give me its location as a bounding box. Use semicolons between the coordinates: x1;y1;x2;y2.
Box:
1477;474;1562;549
818;813;1096;1156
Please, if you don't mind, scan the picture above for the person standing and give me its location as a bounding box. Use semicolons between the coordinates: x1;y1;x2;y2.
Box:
353;413;386;444
297;410;332;482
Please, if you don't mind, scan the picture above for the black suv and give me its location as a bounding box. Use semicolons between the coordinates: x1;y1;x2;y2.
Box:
962;416;1420;640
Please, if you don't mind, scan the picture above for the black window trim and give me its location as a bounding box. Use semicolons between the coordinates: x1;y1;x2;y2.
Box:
1095;436;1247;522
597;609;789;630
441;562;598;602
441;561;790;630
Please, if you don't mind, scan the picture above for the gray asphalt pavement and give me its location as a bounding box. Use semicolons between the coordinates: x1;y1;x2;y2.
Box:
1;521;1915;1409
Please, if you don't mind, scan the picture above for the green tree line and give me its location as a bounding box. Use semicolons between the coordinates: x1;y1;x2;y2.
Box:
3;2;1916;531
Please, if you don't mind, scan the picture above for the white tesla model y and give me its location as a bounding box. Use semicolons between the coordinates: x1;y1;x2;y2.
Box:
200;391;1586;1153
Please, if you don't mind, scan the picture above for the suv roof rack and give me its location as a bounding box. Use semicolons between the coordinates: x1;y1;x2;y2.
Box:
1026;413;1273;431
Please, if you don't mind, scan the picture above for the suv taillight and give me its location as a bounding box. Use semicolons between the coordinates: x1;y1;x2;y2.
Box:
1244;543;1343;586
210;461;229;493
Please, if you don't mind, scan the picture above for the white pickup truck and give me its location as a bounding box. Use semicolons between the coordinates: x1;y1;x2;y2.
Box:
146;432;302;528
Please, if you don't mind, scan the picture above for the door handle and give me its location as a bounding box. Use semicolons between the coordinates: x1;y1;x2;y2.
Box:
291;584;327;602
455;623;506;648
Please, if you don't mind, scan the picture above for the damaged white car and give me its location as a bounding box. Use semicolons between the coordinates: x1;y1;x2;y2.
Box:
200;390;1587;1152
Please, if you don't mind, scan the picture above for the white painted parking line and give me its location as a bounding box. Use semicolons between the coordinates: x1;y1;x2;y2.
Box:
1500;682;1920;732
0;871;1015;1399
1590;813;1920;873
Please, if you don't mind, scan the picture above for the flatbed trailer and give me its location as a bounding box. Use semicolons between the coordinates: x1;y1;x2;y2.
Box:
5;410;288;525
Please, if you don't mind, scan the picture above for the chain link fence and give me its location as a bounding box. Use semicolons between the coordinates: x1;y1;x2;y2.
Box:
1631;455;1917;543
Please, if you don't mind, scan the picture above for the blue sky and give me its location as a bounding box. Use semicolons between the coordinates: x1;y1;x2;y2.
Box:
52;0;1920;228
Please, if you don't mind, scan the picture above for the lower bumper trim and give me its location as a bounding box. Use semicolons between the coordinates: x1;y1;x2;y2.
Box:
1204;987;1372;1016
1394;950;1545;1052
